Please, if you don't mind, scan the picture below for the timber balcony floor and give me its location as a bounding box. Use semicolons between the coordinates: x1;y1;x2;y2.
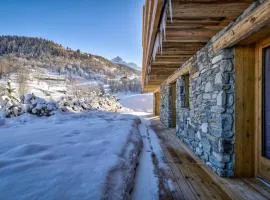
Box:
149;118;270;200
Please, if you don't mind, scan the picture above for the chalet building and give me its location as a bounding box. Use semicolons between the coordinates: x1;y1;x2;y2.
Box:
142;0;270;182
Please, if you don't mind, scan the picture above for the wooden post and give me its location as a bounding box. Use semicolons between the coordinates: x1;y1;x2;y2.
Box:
154;92;161;116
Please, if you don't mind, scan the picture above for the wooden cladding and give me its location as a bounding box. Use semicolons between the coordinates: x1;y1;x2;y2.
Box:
255;37;270;181
142;0;164;91
235;36;270;180
235;46;256;177
154;92;161;116
213;0;270;53
142;0;253;92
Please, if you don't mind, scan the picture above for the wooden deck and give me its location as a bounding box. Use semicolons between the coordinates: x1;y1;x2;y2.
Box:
149;117;270;200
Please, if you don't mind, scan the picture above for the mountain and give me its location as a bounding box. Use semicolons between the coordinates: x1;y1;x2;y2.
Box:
111;56;141;71
0;36;141;94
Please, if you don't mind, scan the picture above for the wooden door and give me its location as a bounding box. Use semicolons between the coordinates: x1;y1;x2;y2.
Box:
171;83;176;128
256;37;270;181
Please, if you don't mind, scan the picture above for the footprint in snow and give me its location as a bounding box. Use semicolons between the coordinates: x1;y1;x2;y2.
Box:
2;144;50;158
64;130;81;137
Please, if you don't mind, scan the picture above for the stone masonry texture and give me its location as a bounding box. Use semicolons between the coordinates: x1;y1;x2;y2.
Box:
160;46;235;177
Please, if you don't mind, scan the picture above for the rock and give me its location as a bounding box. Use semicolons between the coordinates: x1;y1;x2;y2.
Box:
203;93;211;100
227;93;234;107
195;147;203;156
215;72;223;85
202;138;211;154
201;123;208;133
205;82;213;92
196;131;202;140
222;114;233;131
220;60;233;72
217;91;226;106
212;151;230;162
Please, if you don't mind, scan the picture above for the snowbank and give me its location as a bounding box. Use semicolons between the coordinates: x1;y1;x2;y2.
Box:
0;112;142;200
0;92;122;118
119;93;153;113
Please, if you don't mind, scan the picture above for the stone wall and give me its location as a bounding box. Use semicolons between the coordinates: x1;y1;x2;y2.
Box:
160;84;173;128
158;0;266;177
159;46;235;177
176;46;235;177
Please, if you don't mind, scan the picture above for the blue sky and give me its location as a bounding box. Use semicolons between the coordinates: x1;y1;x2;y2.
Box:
0;0;145;66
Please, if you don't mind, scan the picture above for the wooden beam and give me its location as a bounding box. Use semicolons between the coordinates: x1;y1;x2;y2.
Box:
172;2;251;18
213;0;270;53
165;38;209;43
151;64;180;68
166;29;216;37
156;50;197;55
152;61;184;66
154;55;191;63
143;0;164;76
165;61;192;84
148;74;170;81
150;69;178;75
154;86;161;93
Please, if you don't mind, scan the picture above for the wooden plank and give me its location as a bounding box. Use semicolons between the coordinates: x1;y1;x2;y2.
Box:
255;37;270;182
150;118;270;200
152;61;184;65
154;92;161;116
150;120;231;200
234;46;256;177
142;0;255;92
171;0;253;3
213;0;270;53
150;69;178;75
165;60;194;84
143;0;164;78
166;29;216;37
243;178;270;199
154;86;160;93
172;2;251;18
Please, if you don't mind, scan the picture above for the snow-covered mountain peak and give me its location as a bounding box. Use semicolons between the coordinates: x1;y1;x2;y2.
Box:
111;57;141;71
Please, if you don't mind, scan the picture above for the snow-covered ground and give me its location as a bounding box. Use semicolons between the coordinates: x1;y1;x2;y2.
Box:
119;93;153;113
0;112;142;200
0;92;168;200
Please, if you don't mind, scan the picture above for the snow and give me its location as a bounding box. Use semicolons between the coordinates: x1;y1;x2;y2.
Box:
111;57;141;71
118;93;168;200
0;112;142;200
132;119;159;200
0;92;169;200
119;93;153;113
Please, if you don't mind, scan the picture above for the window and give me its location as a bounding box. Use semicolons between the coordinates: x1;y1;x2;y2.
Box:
180;74;190;108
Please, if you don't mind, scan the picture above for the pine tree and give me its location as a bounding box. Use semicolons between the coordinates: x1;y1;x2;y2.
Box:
6;80;19;103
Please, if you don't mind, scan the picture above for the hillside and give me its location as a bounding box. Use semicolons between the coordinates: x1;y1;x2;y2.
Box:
0;36;141;93
0;36;142;117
